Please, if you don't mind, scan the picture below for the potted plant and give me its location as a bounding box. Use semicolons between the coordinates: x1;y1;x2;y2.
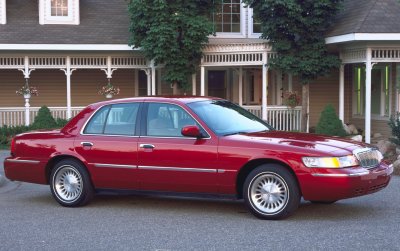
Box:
283;91;300;108
98;80;120;99
16;85;39;99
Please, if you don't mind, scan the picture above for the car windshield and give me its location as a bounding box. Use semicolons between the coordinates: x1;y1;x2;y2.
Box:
187;100;273;136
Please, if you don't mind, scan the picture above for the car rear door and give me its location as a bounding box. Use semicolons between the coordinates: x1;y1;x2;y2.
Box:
137;102;219;193
74;102;141;189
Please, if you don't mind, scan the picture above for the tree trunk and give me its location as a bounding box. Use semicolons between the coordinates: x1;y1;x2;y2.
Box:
172;81;181;95
301;83;309;132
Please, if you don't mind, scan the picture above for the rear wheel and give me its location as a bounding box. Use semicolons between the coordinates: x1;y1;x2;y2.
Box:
243;164;300;220
50;159;94;207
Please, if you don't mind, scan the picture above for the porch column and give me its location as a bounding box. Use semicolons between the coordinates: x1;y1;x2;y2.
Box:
365;48;372;144
200;66;205;96
339;64;345;122
143;69;151;96
151;60;156;96
192;74;196;95
65;56;72;119
61;57;76;119
262;52;268;121
134;69;139;96
20;56;32;126
288;73;293;92
239;67;243;106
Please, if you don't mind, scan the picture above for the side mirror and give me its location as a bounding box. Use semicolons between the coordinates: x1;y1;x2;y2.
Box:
181;125;203;138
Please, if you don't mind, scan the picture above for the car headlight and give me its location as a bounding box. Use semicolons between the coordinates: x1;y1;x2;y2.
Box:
302;155;359;168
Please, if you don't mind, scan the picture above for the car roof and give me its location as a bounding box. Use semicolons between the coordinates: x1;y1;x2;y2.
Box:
89;96;222;108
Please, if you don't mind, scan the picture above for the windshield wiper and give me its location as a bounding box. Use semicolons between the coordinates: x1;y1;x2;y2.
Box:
223;131;248;136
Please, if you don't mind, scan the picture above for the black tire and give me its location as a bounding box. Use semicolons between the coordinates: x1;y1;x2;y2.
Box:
50;159;94;207
243;164;300;220
310;200;337;204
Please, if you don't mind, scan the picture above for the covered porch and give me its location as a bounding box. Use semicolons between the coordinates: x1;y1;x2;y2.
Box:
0;48;302;131
337;46;400;143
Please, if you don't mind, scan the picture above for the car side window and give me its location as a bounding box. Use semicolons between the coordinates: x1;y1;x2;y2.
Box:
84;103;139;136
147;103;197;137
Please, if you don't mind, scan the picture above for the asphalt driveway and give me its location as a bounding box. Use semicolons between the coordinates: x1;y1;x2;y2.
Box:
1;150;399;250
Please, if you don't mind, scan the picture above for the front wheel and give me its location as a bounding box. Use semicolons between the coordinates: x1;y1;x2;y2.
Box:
243;164;300;220
50;159;94;207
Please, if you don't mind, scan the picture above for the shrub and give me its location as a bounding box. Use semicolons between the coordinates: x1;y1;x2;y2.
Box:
316;104;347;137
388;113;400;145
31;106;57;129
0;125;31;146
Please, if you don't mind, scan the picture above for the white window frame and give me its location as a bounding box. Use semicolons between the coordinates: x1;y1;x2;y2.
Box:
0;0;6;25
211;2;246;38
39;0;80;25
247;8;262;38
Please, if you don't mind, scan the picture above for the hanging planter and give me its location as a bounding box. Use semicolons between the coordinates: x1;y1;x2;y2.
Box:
98;79;120;99
283;91;301;108
16;80;39;99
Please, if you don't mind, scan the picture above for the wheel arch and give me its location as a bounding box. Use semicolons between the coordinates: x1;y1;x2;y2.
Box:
236;158;301;199
45;154;90;185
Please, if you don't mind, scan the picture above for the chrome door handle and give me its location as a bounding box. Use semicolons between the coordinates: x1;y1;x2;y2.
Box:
81;142;94;147
139;144;155;149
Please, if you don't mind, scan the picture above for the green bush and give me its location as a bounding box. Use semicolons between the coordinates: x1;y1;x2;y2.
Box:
0;107;70;148
388;113;400;145
0;125;31;146
55;118;69;128
31;106;57;129
316;104;347;137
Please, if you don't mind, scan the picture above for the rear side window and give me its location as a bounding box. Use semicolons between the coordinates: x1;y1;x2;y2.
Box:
83;103;140;136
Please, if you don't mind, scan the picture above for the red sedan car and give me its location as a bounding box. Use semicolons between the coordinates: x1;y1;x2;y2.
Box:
4;97;393;219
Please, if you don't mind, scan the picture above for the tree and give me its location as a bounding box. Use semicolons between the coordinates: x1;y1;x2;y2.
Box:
128;0;215;92
242;0;343;132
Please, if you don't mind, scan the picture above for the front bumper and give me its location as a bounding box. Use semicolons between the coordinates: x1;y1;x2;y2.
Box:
300;162;393;201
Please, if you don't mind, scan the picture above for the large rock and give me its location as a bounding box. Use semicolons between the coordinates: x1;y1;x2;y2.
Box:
350;135;363;142
376;139;396;156
393;160;400;175
347;124;358;135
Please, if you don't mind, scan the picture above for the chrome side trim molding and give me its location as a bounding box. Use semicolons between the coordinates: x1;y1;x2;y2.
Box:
5;159;40;164
94;163;137;169
138;165;217;173
312;171;370;177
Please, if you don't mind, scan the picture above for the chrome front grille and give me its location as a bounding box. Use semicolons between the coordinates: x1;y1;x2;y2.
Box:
353;148;383;169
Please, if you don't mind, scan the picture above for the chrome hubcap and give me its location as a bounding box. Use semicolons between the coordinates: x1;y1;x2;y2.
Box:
54;166;83;202
250;173;289;215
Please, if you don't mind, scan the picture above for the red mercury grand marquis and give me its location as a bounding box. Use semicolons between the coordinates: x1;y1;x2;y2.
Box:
4;97;393;219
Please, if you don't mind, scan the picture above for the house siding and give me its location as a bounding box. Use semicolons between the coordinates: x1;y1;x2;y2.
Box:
0;69;139;107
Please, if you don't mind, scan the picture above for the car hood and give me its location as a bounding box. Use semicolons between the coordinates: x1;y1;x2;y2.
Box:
226;130;369;156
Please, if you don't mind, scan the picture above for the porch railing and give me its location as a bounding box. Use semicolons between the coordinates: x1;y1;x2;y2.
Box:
242;105;302;131
0;107;85;127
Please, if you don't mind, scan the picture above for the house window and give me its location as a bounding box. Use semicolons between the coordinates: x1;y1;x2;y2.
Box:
0;0;6;25
353;65;390;118
248;8;261;38
211;0;244;37
51;0;69;17
39;0;80;25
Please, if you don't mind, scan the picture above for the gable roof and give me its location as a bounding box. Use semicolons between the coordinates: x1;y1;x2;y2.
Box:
0;0;131;46
326;0;400;42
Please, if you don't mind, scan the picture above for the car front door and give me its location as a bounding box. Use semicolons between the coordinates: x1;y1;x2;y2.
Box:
137;102;219;193
75;102;141;189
